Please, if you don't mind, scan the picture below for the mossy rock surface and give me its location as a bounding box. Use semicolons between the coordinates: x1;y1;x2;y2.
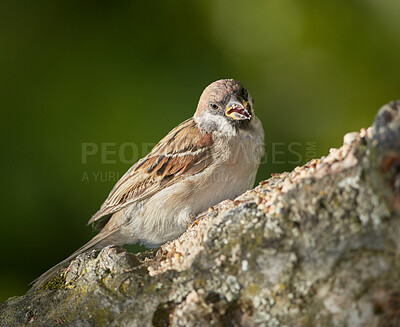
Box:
1;101;400;326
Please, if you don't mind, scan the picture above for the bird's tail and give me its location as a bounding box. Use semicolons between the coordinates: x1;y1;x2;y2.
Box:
30;229;121;291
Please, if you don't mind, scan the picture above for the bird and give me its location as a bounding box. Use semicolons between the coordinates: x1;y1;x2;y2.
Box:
31;78;265;290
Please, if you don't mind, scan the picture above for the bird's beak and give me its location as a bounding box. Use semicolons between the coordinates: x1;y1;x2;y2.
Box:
225;97;251;120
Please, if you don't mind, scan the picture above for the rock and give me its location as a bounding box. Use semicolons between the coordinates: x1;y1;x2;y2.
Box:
1;101;400;327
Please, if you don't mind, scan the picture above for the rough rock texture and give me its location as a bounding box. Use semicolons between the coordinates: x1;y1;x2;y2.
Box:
1;101;400;327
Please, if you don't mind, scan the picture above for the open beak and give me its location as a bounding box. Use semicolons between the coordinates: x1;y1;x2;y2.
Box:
225;97;251;120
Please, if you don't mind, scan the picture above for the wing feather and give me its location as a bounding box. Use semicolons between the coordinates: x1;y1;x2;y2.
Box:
88;118;213;225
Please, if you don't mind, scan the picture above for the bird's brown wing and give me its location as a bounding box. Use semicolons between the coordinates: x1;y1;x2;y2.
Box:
88;118;214;225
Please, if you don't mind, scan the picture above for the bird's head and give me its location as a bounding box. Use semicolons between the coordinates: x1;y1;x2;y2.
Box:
194;79;254;134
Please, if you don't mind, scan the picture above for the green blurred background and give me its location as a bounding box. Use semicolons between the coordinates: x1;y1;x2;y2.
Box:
1;0;399;302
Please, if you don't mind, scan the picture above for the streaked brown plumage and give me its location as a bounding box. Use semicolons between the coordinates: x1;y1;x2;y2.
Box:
31;79;264;290
88;118;214;224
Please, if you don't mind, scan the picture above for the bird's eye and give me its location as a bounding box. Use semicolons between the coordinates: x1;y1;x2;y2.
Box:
210;103;218;110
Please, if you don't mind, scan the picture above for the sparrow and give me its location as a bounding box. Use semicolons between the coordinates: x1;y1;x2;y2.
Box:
32;79;264;290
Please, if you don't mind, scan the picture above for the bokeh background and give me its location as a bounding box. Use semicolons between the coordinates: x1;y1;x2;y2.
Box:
1;0;400;302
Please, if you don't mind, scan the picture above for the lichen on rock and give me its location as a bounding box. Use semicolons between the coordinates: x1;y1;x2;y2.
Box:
1;101;400;327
